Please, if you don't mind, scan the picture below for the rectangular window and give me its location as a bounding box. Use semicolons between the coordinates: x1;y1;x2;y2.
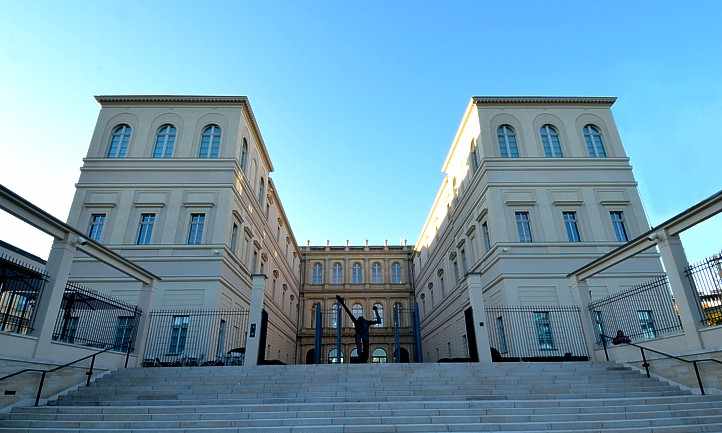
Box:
515;211;533;242
216;319;226;358
496;316;508;353
88;213;106;241
562;211;581;242
593;310;606;344
168;315;190;354
230;223;239;252
533;311;555;350
638;310;656;340
610;211;629;242
187;213;205;245
136;213;156;245
113;316;134;351
251;250;258;274
60;316;79;343
452;259;459;282
460;249;467;274
482;222;491;251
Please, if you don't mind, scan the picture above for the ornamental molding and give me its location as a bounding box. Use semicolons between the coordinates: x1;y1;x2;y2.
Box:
95;95;248;105
472;96;616;106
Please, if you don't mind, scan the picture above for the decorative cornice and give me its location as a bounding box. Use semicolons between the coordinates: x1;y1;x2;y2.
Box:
95;95;248;105
472;96;616;106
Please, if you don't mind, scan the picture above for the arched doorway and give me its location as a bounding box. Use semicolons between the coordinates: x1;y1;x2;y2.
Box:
399;347;410;363
328;348;344;364
372;347;387;363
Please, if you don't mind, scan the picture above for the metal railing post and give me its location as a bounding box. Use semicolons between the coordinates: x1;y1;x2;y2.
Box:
314;303;322;364
393;305;400;363
86;353;96;386
413;303;423;363
34;371;46;406
640;347;650;378
693;361;705;395
335;304;342;363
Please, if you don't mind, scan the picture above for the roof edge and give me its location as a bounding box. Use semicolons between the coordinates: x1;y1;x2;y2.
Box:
472;96;617;105
95;95;249;105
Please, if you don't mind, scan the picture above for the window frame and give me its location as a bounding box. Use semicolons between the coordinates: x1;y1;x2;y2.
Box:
88;213;107;242
390;262;401;284
497;125;520;158
187;213;206;245
136;213;157;245
168;315;190;355
312;263;324;284
533;311;555;351
515;211;533;243
610;210;629;242
371;262;383;284
152;124;176;158
562;211;582;242
351;262;363;284
198;124;222;158
539;124;563;158
107;124;132;158
583;124;607;158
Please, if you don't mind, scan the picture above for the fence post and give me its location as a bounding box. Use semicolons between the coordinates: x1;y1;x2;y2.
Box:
335;302;342;363
413;303;423;363
32;236;78;359
654;231;704;350
314;303;322;364
131;280;158;366
467;273;492;364
244;274;267;367
567;276;601;361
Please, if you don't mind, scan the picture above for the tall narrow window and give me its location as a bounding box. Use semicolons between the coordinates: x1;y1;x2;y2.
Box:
583;124;607;157
332;263;343;284
240;137;249;172
198;124;221;158
533;311;555;350
497;125;519;158
593;310;606;344
610;211;629;242
638;310;656;339
352;304;364;319
152;124;176;158
562;211;581;242
371;262;382;283
251;250;258;273
515;211;533;242
452;259;459;282
496;316;508;353
258;178;265;204
373;303;384;327
330;303;339;328
136;213;156;245
107;124;132;158
391;262;401;284
439;272;445;297
312;263;323;284
216;319;226;358
88;213;106;241
460;249;467;274
540;124;563;157
187;213;205;245
482;222;491;251
59;316;79;343
168;315;190;354
352;262;363;284
470;139;480;172
230;223;239;252
113;316;134;352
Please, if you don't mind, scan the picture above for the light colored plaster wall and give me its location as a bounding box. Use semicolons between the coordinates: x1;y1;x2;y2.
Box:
414;100;663;361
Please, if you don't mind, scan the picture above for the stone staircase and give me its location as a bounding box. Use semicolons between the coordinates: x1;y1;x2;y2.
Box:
2;362;722;432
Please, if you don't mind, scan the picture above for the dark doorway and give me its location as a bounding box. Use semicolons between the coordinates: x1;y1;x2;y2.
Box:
399;348;410;363
464;307;479;362
258;309;268;365
305;349;315;364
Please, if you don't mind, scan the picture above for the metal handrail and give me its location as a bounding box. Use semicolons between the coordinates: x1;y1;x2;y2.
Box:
600;334;722;395
0;346;113;406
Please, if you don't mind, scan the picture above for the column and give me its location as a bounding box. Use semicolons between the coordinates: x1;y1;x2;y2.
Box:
467;273;492;364
244;274;267;367
656;231;704;349
568;276;602;361
130;280;158;366
33;236;78;358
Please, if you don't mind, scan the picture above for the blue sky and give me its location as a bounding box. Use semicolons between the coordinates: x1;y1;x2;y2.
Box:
0;1;720;262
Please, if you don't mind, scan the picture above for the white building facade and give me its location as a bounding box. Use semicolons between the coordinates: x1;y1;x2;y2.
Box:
65;96;301;364
413;97;663;361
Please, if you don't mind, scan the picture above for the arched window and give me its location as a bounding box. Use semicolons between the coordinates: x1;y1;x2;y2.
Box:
240;137;249;172
372;348;387;363
351;262;363;284
539;124;563;157
373;303;384;327
371;262;383;283
391;262;401;284
198;124;221;158
152;124;176;158
470;138;480;171
497;125;519;158
312;263;323;284
107;124;132;158
352;303;364;319
350;347;358;359
328;348;343;363
332;262;343;284
583;124;607;157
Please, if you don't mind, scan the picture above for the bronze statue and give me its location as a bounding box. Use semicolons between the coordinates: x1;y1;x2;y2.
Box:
335;295;382;363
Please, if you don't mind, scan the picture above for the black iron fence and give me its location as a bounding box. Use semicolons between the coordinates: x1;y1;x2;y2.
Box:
485;305;589;361
587;275;682;344
52;281;142;352
0;254;47;335
142;308;249;367
686;251;722;327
